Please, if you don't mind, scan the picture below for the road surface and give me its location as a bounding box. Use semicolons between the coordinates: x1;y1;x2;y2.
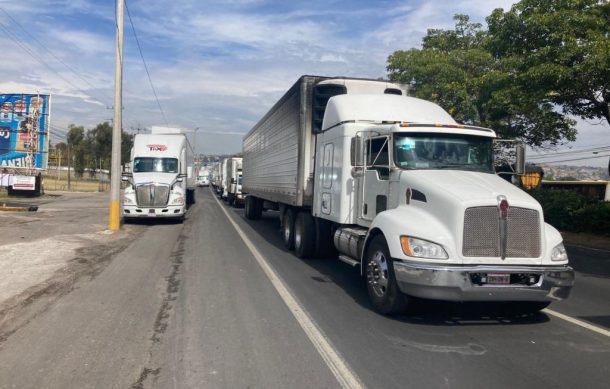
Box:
0;189;608;388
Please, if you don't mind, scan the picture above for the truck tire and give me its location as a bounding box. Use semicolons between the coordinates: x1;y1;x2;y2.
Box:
245;196;260;220
365;235;409;315
282;208;296;250
295;212;315;258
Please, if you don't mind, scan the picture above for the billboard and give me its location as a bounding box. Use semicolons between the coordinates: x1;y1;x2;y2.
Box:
0;93;50;169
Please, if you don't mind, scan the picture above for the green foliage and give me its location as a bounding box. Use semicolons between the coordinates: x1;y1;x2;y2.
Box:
529;188;610;234
61;122;134;176
487;0;610;124
387;14;577;147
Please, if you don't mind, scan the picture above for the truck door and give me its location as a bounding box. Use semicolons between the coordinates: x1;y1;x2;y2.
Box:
361;135;390;221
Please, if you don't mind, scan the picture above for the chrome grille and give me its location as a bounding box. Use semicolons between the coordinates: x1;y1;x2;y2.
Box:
135;184;170;207
463;206;541;258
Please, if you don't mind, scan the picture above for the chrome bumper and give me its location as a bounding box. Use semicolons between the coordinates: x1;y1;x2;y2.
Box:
123;205;185;218
393;260;574;302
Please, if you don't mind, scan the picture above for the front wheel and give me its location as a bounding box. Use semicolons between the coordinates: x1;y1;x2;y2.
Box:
365;235;409;315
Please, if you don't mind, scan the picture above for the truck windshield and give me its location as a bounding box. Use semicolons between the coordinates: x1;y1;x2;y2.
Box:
133;157;179;173
394;133;493;172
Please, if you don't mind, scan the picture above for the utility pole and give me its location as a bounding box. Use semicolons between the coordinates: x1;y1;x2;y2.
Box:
108;0;124;231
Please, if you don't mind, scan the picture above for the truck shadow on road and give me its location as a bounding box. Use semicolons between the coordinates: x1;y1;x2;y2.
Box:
231;207;551;327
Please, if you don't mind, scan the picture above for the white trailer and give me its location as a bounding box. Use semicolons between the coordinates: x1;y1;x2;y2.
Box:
225;157;243;206
243;76;574;315
122;127;195;221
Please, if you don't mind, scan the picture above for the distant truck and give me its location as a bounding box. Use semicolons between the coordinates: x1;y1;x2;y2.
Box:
243;75;574;315
122;126;195;221
211;163;222;194
197;169;210;187
225;157;243;206
0;93;51;196
219;158;229;199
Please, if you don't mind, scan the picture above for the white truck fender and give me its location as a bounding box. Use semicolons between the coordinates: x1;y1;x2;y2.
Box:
361;205;456;274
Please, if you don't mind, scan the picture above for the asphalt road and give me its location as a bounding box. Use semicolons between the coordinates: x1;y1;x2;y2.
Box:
0;189;608;388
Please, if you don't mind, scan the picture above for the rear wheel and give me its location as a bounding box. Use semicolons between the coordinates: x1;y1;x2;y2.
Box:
295;212;315;258
245;196;261;220
282;208;296;250
365;235;409;315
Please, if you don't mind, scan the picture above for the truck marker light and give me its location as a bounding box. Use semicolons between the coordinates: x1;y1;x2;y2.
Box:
400;236;413;256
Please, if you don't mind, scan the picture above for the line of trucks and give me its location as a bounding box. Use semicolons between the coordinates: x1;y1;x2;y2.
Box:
211;156;244;206
121;75;575;315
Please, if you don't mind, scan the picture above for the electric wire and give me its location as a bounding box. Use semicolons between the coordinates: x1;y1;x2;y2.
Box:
124;0;170;128
529;145;610;160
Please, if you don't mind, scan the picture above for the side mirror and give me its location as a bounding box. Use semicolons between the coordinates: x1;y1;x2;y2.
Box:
350;136;363;166
515;144;526;175
176;177;184;183
178;173;187;178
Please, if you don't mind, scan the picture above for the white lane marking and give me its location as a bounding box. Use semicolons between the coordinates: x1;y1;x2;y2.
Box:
543;309;610;338
212;193;364;389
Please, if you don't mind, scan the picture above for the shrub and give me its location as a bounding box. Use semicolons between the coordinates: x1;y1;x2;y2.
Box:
528;188;610;235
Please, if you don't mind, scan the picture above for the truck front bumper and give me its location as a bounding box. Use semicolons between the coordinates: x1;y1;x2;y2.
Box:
123;205;185;218
393;260;574;302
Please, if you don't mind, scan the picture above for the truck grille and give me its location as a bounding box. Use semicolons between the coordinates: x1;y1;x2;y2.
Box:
462;206;541;258
136;184;170;207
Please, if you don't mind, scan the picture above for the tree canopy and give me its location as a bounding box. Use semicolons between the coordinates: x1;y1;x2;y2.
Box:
486;0;610;124
386;0;610;147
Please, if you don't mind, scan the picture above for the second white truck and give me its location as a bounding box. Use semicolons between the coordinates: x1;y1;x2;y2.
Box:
243;76;574;315
122;126;195;221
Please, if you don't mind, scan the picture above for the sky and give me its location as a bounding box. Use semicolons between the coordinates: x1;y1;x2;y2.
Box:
0;0;608;167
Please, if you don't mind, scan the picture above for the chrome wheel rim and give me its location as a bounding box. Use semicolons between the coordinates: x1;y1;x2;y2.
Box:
367;250;389;298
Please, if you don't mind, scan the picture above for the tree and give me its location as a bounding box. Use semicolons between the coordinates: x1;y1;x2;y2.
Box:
66;124;86;177
387;14;577;147
121;130;134;166
486;0;610;124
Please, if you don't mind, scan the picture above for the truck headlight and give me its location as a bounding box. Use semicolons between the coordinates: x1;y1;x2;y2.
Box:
123;195;135;205
400;236;448;259
551;243;568;261
170;196;184;205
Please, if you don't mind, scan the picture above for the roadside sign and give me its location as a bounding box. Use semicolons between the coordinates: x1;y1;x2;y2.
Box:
0;93;50;170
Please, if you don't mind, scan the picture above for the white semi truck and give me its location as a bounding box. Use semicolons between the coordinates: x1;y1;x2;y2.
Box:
225;157;243;206
122;127;195;221
243;76;574;315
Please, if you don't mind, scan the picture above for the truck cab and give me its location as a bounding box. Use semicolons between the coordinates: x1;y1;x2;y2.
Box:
314;94;573;313
122;129;195;221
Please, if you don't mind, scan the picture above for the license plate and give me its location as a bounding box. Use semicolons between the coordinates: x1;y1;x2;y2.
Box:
148;209;156;216
487;273;510;284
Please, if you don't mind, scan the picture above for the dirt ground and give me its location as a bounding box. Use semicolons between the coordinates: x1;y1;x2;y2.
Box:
0;191;143;343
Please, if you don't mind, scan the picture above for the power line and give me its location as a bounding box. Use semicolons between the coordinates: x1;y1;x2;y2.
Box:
124;0;169;128
0;7;140;128
0;21;111;108
529;145;610;160
0;7;109;97
536;153;610;164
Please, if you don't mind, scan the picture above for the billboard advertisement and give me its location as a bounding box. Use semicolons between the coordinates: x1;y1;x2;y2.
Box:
0;93;50;169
